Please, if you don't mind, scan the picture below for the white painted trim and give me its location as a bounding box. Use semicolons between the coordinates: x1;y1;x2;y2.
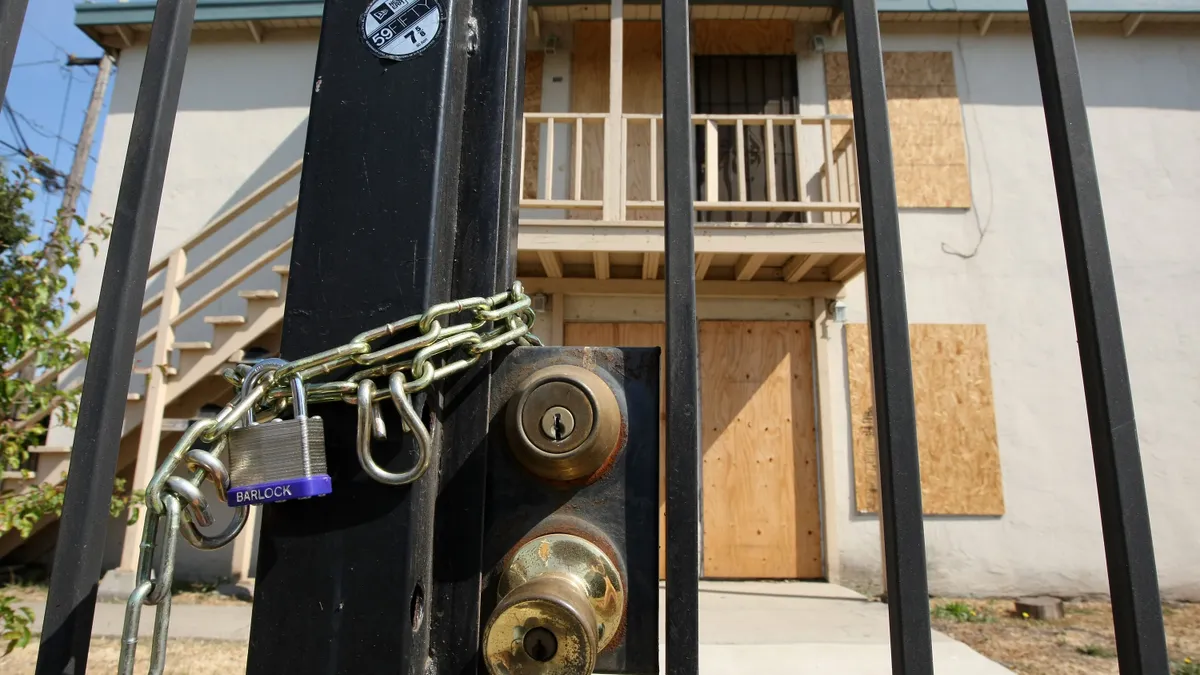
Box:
812;298;841;584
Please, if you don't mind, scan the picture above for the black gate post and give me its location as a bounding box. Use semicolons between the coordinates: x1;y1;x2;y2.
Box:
34;1;200;672
245;0;526;672
841;0;936;673
0;0;30;100
1025;1;1170;672
661;0;702;673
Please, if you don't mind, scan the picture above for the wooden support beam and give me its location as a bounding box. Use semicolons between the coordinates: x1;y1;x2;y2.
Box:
695;252;714;281
593;251;611;280
231;505;258;581
520;277;844;299
1122;13;1145;37
733;253;767;281
783;254;822;282
602;0;624;220
247;20;263;43
114;25;134;47
828;254;865;281
642;251;660;280
537;250;563;278
978;12;995;37
122;249;186;570
518;223;865;255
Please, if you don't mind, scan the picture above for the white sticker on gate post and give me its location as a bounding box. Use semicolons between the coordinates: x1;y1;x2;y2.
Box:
360;0;444;61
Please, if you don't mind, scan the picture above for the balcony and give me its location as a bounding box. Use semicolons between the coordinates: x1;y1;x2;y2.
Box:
515;112;866;289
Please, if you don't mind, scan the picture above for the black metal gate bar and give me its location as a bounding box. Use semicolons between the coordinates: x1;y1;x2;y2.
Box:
661;1;702;673
1024;2;1170;672
841;1;935;673
245;0;475;671
34;1;200;673
427;0;527;671
0;0;30;101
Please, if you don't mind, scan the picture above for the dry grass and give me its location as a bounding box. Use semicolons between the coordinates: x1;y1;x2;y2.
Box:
931;598;1200;675
1;638;248;674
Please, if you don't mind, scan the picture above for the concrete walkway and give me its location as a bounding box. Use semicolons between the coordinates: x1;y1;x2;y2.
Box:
26;582;1011;674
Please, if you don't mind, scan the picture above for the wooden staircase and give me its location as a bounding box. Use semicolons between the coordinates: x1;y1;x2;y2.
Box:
0;161;303;560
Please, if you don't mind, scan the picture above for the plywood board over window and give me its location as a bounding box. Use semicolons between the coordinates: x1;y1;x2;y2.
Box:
693;20;795;55
846;323;1004;515
825;52;971;209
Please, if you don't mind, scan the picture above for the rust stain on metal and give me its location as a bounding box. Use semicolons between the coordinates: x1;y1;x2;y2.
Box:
538;539;551;562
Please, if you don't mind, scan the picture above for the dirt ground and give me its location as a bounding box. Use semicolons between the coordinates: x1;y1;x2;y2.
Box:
1;638;248;674
930;597;1200;675
1;592;1195;673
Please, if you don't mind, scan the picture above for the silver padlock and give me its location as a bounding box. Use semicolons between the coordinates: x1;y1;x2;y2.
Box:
226;359;332;506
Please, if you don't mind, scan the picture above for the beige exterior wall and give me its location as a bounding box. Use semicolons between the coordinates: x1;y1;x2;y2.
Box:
67;22;1200;596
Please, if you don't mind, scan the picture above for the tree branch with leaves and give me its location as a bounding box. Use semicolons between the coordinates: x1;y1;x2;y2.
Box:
0;158;141;655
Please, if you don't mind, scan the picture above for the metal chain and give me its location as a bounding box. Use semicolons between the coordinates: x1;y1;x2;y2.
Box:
118;282;540;674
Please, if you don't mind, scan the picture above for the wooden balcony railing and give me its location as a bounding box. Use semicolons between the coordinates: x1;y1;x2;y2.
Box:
519;112;861;224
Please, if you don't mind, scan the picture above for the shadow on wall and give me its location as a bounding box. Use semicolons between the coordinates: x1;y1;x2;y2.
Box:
952;33;1200;111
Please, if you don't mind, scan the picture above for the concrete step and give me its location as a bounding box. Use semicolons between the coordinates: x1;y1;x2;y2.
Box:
238;289;279;301
204;315;247;326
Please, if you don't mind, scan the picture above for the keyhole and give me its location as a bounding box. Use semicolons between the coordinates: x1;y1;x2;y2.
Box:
523;627;557;662
553;413;565;441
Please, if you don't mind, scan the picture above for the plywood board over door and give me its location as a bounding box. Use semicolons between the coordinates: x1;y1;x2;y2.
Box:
700;321;819;579
566;321;821;580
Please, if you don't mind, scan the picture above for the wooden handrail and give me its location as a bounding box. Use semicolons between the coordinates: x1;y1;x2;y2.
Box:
171;237;294;328
4;159;303;385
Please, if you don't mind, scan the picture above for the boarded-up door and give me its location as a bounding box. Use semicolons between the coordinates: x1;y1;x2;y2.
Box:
565;321;821;579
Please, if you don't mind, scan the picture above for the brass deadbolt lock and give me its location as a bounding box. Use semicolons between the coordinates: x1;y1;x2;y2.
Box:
482;534;625;675
505;365;621;481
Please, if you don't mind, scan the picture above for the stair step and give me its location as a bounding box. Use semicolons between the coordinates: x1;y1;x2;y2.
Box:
1;471;30;480
227;350;246;363
174;341;213;351
272;265;290;276
127;392;143;402
204;315;246;326
239;289;279;300
134;366;178;377
29;445;70;454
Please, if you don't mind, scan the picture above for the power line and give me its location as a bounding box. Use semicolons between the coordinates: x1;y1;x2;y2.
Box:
1;101;100;164
13;59;60;69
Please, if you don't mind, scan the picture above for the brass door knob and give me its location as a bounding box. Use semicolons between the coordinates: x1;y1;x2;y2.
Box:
482;534;625;675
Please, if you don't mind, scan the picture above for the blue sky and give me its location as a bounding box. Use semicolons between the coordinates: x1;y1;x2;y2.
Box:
3;0;112;240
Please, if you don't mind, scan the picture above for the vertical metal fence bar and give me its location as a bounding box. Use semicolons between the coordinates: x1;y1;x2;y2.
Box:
0;0;30;101
34;1;199;673
1025;2;1170;672
661;1;701;674
841;1;935;673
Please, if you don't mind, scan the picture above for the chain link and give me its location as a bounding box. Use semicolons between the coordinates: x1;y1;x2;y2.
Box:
118;282;540;674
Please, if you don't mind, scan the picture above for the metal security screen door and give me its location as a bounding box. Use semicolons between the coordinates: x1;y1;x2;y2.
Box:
694;55;803;223
0;0;1169;674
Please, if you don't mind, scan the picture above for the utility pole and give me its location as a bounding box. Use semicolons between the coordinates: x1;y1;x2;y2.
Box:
54;53;113;242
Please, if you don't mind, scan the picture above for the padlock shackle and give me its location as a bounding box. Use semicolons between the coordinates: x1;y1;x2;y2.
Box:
240;358;289;427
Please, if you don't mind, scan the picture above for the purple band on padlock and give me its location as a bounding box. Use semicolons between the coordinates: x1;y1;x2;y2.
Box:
228;475;332;506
